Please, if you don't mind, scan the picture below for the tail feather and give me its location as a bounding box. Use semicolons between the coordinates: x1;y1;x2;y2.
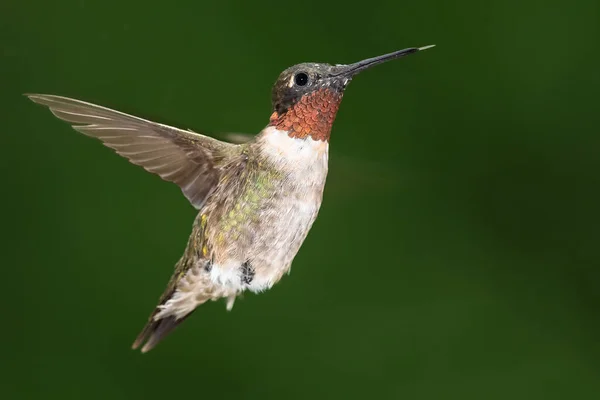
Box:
131;253;215;352
132;311;195;353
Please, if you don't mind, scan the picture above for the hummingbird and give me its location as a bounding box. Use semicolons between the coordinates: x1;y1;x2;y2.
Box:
26;45;434;352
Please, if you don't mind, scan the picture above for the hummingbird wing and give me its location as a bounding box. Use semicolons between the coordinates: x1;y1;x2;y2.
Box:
26;94;235;209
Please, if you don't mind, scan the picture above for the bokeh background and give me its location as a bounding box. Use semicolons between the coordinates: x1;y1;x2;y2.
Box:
2;0;600;398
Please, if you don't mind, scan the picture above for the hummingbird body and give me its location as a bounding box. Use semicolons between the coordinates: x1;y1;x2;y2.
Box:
161;127;328;314
27;45;433;352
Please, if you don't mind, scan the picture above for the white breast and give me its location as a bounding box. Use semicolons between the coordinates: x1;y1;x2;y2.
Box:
259;126;329;172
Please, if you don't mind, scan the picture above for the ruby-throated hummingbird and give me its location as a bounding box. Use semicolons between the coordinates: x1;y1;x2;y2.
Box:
26;45;434;352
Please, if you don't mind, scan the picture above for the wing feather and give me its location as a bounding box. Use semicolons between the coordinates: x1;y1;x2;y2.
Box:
26;94;237;209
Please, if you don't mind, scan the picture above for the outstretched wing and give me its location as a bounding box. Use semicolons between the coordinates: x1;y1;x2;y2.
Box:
26;94;237;209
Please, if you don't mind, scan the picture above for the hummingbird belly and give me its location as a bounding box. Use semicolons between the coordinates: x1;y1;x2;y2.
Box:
207;181;325;294
156;188;323;321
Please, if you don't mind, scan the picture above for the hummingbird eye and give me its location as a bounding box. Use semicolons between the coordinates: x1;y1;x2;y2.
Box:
294;72;309;86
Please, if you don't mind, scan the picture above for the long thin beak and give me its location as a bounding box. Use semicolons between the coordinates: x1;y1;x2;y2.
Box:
333;45;435;77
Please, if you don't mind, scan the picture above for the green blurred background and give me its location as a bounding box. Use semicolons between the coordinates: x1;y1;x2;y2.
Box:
2;0;600;398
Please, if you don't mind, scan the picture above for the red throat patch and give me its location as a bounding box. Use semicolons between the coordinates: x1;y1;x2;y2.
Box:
269;88;343;142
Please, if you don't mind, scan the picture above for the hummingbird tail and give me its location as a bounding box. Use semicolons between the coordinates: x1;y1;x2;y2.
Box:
132;311;195;353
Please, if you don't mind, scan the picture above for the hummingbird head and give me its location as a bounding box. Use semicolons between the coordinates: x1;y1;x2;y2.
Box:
269;45;434;142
